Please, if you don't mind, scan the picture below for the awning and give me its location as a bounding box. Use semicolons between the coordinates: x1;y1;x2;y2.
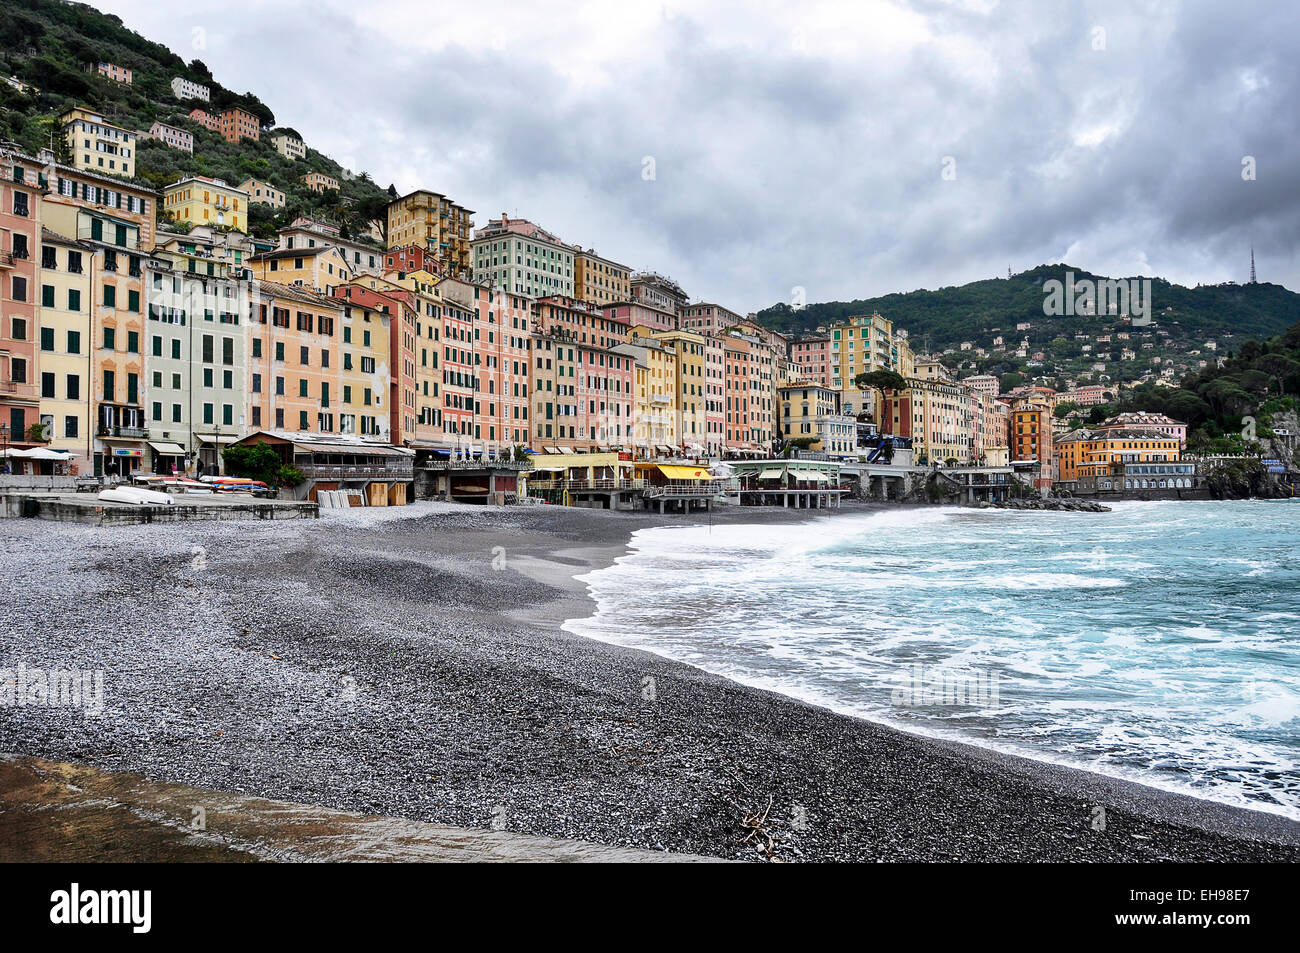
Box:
8;447;73;460
195;433;238;445
790;468;827;482
757;467;783;480
557;446;574;455
658;465;712;480
148;441;187;455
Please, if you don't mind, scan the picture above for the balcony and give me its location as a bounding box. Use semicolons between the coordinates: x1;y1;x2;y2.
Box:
98;425;149;439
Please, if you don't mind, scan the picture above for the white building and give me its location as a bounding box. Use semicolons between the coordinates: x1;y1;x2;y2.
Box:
170;77;211;102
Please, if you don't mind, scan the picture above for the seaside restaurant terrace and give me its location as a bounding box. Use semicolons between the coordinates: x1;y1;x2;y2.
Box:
523;451;638;508
229;431;414;505
729;459;845;508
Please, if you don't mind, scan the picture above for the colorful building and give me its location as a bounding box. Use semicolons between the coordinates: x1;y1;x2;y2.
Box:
250;245;353;293
472;215;573;299
790;335;833;389
164;176;247;233
386;190;474;277
239;178;285;208
779;382;856;460
143;258;250;472
1;157;40;455
60;106;137;179
93;63;132;85
218;107;260;144
612;337;679;456
1092;411;1187;450
572;246;631;306
301;172;338;194
885;375;973;466
1056;428;1184;490
246;280;388;439
630;327;710;454
271;133;306;161
35;224;94;468
146;121;194;153
188;108;219;132
530;297;634;451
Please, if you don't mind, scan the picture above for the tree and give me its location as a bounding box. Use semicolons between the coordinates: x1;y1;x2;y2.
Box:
221;443;303;487
854;370;906;392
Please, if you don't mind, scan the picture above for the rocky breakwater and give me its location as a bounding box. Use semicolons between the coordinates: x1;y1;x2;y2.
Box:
982;497;1111;512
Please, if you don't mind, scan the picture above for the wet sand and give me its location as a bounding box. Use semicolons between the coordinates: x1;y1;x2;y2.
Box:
0;500;1297;862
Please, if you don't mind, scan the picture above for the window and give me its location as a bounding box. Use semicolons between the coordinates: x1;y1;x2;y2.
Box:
11;276;27;302
41;327;54;351
68;289;80;311
67;375;79;400
41;372;55;398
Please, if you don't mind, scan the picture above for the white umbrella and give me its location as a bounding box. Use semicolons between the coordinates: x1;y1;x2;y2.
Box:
12;448;73;460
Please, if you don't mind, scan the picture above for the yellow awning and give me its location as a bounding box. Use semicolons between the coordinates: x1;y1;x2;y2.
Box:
657;465;712;480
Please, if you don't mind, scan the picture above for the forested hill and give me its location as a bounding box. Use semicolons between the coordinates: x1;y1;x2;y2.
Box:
755;264;1300;352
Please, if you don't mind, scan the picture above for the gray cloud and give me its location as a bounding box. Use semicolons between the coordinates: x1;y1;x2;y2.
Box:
98;0;1299;311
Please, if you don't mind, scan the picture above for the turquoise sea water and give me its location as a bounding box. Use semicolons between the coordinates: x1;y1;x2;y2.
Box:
565;499;1300;818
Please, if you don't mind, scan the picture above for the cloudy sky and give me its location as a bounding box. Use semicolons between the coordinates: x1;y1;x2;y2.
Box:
97;0;1299;312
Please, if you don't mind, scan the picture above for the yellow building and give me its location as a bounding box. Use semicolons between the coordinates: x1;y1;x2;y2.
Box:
386;190;474;276
613;337;679;456
249;245;353;292
301;172;338;193
572;247;631;306
830;313;914;420
60;106;136;179
238;178;285;208
779;381;857;459
164;176;247;232
37;227;94;469
1056;429;1182;486
629;326;709;452
271;133;306;161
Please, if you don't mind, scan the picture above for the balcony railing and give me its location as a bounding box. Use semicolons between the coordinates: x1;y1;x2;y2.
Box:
98;425;148;439
297;464;413;481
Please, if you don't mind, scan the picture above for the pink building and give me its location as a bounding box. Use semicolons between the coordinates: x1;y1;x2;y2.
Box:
534;297;634;451
0;157;39;452
790;335;833;388
189;108;219;132
1069;384;1112;406
1093;411;1187;449
681;302;742;335
474;284;531;449
603;300;676;333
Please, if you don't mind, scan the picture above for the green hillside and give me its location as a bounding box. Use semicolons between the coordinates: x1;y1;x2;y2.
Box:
757;264;1300;355
0;0;392;242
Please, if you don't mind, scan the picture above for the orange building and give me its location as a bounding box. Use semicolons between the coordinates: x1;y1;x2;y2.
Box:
219;107;260;143
246;280;388;439
1055;428;1182;487
1010;402;1053;488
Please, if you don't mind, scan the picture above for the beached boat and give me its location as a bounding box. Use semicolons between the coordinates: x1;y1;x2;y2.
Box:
97;486;176;506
